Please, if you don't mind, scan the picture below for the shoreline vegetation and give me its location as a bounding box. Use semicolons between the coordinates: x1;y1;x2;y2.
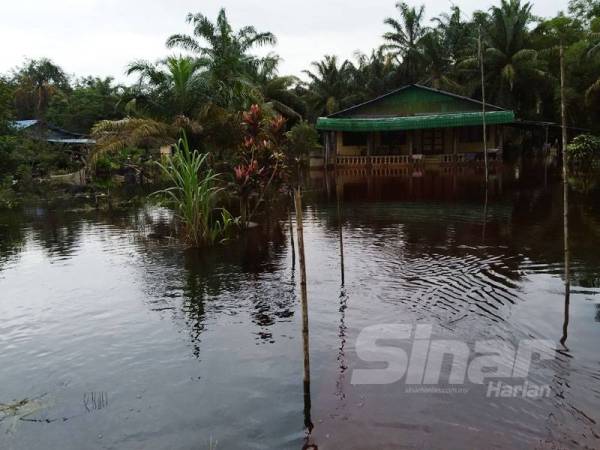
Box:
154;133;238;248
1;0;600;246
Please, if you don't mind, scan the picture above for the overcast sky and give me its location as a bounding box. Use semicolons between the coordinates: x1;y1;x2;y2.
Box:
1;0;569;83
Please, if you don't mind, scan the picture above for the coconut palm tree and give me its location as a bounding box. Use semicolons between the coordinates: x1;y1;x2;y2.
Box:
166;8;276;109
460;0;545;111
418;30;463;92
303;55;359;118
534;15;592;124
484;0;546;107
382;2;428;82
248;53;306;120
126;56;206;117
261;76;305;120
352;49;397;100
585;30;600;104
433;5;475;63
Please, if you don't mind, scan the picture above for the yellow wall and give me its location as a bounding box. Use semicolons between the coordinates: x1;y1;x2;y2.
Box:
456;125;499;153
336;132;364;156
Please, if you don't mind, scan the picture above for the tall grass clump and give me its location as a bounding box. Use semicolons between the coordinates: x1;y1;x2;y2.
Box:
155;134;238;247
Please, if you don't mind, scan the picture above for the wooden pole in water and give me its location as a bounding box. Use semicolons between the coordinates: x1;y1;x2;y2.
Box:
294;189;308;316
561;283;571;347
294;188;313;434
336;183;345;286
560;42;570;293
288;203;296;269
478;26;489;184
482;184;488;242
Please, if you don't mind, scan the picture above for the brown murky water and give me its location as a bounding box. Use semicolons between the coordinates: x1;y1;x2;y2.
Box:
1;162;599;449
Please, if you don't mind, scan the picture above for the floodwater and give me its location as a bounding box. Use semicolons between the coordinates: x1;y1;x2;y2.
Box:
1;162;599;449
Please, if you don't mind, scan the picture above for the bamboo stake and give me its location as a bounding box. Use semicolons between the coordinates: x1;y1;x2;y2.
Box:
336;185;345;286
560;42;570;293
288;205;296;269
294;188;312;434
561;285;571;347
482;184;488;242
478;26;489;184
335;182;348;404
294;189;308;305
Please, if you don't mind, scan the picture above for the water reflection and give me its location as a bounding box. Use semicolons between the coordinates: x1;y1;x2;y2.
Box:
293;190;315;449
0;210;25;268
1;163;600;449
335;179;348;406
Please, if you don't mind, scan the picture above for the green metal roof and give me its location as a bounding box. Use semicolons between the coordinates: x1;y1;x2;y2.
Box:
316;110;515;132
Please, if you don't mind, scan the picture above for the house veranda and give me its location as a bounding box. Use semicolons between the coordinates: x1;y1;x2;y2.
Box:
316;85;515;167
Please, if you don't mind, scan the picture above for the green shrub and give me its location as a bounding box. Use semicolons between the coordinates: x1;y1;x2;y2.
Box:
286;121;321;157
0;176;18;209
566;134;600;166
94;155;117;179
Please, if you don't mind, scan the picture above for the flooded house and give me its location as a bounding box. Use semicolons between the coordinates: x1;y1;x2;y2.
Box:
11;119;96;146
316;84;515;167
11;120;96;184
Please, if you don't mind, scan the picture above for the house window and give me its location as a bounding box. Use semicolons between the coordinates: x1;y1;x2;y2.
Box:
342;132;368;147
422;129;444;154
380;131;407;146
459;126;485;143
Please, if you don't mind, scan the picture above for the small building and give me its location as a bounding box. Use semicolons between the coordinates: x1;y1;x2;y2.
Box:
11;120;96;146
316;84;515;167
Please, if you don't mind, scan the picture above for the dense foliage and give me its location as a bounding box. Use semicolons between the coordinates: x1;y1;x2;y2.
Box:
286;121;322;158
567;134;600;166
0;0;599;213
2;1;599;140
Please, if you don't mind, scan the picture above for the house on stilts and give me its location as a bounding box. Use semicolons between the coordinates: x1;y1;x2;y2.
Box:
316;84;515;167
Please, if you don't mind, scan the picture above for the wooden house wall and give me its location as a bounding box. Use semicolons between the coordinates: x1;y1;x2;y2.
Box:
335;87;498;118
335;126;501;157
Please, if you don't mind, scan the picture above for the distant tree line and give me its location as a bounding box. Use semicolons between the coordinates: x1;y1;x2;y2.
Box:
0;0;599;164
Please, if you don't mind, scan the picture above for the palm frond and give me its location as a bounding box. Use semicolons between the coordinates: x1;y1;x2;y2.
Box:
165;34;201;52
91;118;175;160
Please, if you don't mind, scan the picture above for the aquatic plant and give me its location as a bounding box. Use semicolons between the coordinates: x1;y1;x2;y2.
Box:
0;396;50;434
155;133;238;247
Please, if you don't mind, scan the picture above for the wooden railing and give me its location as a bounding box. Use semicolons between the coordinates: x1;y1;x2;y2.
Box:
336;156;369;166
335;152;500;167
336;155;411;166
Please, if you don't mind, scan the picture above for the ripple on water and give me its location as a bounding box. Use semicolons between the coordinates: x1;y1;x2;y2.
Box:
2;175;600;449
